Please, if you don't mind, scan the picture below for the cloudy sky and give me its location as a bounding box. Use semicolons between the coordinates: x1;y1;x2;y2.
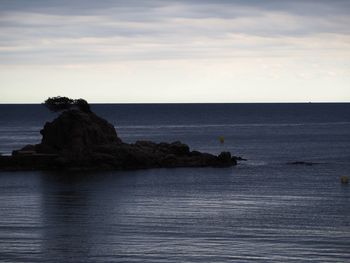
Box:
0;0;349;103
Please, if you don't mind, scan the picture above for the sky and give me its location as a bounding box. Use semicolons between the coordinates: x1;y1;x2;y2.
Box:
0;0;349;103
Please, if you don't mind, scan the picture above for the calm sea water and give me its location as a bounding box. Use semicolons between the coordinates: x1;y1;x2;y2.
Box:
0;103;349;262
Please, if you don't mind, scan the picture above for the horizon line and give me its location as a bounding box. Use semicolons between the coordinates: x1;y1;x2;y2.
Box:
0;101;349;105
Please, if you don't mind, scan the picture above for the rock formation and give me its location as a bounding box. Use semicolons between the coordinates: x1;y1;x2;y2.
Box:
1;107;240;171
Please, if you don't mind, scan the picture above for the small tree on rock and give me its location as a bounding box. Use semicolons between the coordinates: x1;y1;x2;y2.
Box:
43;96;91;113
74;98;91;113
44;96;74;112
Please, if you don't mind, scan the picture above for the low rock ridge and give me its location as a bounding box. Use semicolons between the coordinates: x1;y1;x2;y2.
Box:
0;109;241;170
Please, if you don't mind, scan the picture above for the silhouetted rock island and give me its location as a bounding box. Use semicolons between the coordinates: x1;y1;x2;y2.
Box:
0;99;240;171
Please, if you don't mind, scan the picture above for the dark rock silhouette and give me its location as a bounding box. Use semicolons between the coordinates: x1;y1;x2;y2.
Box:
36;109;121;155
1;102;241;171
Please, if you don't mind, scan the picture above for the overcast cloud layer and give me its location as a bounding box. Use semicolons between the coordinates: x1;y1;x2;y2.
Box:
0;0;349;102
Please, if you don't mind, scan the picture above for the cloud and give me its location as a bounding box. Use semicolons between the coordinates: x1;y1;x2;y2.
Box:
0;1;349;103
1;0;350;16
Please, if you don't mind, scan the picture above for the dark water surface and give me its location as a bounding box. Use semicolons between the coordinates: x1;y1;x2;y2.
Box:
0;104;349;262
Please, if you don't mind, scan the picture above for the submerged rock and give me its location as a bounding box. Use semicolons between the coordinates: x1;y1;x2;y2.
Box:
287;161;319;166
1;108;240;171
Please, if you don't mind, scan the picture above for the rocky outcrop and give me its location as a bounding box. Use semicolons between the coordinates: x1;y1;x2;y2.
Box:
1;109;240;171
37;110;121;155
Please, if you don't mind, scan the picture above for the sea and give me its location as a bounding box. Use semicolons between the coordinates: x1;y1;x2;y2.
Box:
0;103;349;263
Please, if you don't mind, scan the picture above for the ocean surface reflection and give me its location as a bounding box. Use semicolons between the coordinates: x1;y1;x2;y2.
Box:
0;165;349;262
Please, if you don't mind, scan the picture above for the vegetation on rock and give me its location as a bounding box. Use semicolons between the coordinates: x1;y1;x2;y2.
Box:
43;96;91;113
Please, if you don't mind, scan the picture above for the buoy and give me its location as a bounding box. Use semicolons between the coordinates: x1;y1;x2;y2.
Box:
219;136;225;144
341;176;349;184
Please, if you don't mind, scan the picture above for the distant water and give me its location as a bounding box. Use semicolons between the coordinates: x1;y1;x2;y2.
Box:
0;103;349;262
